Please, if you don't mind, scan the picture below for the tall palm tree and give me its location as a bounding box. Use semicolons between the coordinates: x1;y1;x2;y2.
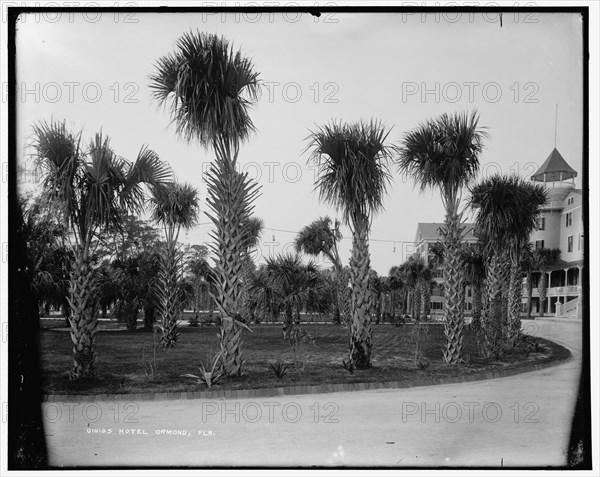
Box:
533;247;561;317
294;216;348;324
469;174;547;347
33;120;170;378
306;119;393;368
150;181;200;348
397;110;487;364
150;31;261;375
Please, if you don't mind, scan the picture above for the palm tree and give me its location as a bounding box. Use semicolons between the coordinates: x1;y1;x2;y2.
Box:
295;216;343;268
460;242;486;330
150;181;200;348
33;120;170;378
387;266;405;318
150;31;260;376
249;253;328;338
469;174;547;347
306;119;393;368
368;270;383;322
399;254;432;321
20;194;68;317
397;110;487;364
294;216;348;324
533;247;561;317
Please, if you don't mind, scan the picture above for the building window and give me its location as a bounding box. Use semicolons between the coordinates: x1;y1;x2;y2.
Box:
535;240;545;250
567;197;573;205
431;302;443;310
566;212;572;227
567;235;573;252
537;217;545;230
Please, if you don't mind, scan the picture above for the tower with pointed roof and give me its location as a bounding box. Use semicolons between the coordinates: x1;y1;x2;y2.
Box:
527;147;583;319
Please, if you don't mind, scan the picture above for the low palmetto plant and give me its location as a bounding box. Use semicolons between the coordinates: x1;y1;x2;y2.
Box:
268;361;289;379
181;350;224;389
340;358;354;374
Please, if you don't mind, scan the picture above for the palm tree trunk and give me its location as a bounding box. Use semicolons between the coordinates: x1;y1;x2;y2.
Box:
412;289;418;320
479;253;508;358
400;289;407;316
282;305;293;338
441;216;465;364
526;271;533;320
471;282;482;331
67;249;99;379
206;159;259;376
156;244;181;348
349;217;372;368
507;259;523;346
336;272;351;326
144;303;155;329
123;300;139;332
500;256;511;336
538;269;548;318
419;281;427;320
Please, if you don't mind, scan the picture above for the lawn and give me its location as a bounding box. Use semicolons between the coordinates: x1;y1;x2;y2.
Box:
38;321;570;395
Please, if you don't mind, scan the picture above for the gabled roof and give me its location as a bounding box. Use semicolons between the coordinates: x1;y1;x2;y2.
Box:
531;148;577;182
414;222;477;243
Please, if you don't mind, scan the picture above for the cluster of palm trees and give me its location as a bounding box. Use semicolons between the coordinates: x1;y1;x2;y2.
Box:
27;29;552;380
32;121;172;378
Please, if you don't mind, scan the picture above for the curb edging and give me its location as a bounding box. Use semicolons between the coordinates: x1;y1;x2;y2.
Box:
42;351;573;403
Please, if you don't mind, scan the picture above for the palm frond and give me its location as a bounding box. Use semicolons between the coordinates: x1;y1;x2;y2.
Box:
469;174;547;253
149;30;260;146
396;110;488;198
151;181;200;230
305;119;393;224
294;216;342;267
240;216;264;251
120;146;173;213
32;120;82;224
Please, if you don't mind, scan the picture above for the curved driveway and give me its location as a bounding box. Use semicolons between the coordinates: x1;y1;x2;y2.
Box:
43;319;582;467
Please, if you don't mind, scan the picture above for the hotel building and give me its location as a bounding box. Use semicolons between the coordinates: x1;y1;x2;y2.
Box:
412;147;583;320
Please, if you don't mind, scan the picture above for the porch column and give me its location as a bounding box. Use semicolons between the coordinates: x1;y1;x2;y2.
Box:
578;266;582;287
564;269;568;286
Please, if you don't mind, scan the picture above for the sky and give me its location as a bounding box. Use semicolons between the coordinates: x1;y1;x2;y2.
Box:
14;10;585;274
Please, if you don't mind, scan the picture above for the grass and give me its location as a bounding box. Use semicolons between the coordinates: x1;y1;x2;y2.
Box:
38;321;571;395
